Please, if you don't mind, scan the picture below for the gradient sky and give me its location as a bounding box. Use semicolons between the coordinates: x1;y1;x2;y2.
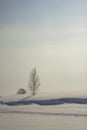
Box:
0;0;87;96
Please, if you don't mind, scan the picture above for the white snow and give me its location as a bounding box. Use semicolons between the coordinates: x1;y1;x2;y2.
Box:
0;94;87;130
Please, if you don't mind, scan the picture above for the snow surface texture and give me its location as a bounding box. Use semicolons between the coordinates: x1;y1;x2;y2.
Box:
0;94;87;130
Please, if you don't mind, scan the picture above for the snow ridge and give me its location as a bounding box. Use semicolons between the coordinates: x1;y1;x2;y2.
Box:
0;95;87;106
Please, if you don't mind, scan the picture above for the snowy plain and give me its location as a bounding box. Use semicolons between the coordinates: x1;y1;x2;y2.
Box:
0;94;87;130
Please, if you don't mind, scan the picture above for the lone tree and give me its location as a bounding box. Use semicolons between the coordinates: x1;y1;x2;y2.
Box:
28;68;40;96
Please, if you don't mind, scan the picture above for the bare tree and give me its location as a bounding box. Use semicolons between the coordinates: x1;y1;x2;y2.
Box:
28;68;40;96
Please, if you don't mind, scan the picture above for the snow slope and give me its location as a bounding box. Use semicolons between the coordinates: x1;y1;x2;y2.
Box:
0;94;87;130
0;104;87;130
0;94;87;105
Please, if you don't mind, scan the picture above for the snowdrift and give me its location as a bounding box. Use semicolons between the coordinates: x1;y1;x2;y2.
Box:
0;94;87;106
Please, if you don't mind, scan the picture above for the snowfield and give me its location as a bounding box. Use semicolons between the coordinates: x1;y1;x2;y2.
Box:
0;94;87;130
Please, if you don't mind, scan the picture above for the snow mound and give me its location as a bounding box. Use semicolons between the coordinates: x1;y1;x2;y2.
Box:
0;94;87;106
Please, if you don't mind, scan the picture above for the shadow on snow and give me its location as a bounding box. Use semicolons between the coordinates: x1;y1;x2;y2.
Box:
0;98;87;106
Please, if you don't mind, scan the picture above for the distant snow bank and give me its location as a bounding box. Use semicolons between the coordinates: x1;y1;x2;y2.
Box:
0;94;87;106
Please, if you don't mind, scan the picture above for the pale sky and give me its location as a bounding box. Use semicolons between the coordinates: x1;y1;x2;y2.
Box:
0;0;87;96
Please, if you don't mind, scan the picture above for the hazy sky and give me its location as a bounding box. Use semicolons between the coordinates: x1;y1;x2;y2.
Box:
0;0;87;96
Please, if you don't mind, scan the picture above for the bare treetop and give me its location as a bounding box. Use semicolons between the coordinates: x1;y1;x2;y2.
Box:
28;68;40;96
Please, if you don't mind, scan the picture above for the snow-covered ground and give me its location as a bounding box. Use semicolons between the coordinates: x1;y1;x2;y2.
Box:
0;94;87;130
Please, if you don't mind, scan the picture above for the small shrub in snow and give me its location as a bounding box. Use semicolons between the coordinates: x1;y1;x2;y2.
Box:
17;88;26;95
